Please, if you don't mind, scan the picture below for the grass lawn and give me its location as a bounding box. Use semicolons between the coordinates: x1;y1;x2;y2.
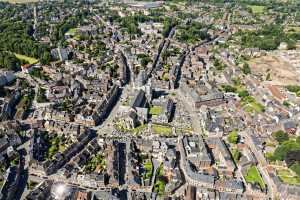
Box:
73;35;81;40
149;106;163;115
66;28;78;36
277;168;300;185
244;166;266;189
115;121;147;135
248;5;265;14
131;124;147;133
154;164;166;196
152;124;172;135
287;26;300;35
154;179;166;196
85;154;106;173
15;53;38;64
231;148;242;164
176;127;193;134
143;160;153;180
66;28;81;40
241;96;265;113
244;102;264;113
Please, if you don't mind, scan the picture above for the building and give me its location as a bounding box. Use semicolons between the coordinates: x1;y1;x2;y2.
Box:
215;179;244;194
93;84;120;125
282;121;297;135
180;81;225;108
182;136;212;169
25;180;54;200
184;161;215;188
206;137;236;176
0;165;21;200
129;89;149;123
51;47;70;61
21;64;34;73
0;71;15;87
151;98;175;124
72;191;92;200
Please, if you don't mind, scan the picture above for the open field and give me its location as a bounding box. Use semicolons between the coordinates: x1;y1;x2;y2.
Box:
248;51;300;86
15;53;38;64
248;5;265;14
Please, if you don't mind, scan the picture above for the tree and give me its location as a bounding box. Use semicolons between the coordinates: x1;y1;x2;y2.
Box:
40;51;51;65
290;162;300;177
0;51;20;71
232;149;242;163
242;63;251;75
228;130;239;144
286;85;300;93
285;150;300;166
283;101;290;108
238;90;249;98
272;130;289;144
266;73;271;81
222;85;236;93
272;140;300;161
296;136;300;144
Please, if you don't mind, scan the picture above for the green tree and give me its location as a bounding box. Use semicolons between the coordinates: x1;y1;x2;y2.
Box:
242;63;251;75
40;52;51;65
290;162;300;177
272;130;289;144
222;85;236;93
238;90;249;98
283;101;290;108
228;130;239;144
272;140;300;161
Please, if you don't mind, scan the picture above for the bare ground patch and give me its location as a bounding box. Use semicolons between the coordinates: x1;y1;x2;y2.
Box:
248;52;300;86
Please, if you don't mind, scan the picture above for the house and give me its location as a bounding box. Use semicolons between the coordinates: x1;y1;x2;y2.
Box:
215;179;244;194
51;47;70;62
25;180;54;200
129;89;149;123
72;191;91;200
21;64;34;73
206;137;236;176
123;110;139;129
0;165;21;200
0;71;16;87
267;85;288;103
180;81;226;108
134;70;147;88
282;121;297;135
151;98;175;124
